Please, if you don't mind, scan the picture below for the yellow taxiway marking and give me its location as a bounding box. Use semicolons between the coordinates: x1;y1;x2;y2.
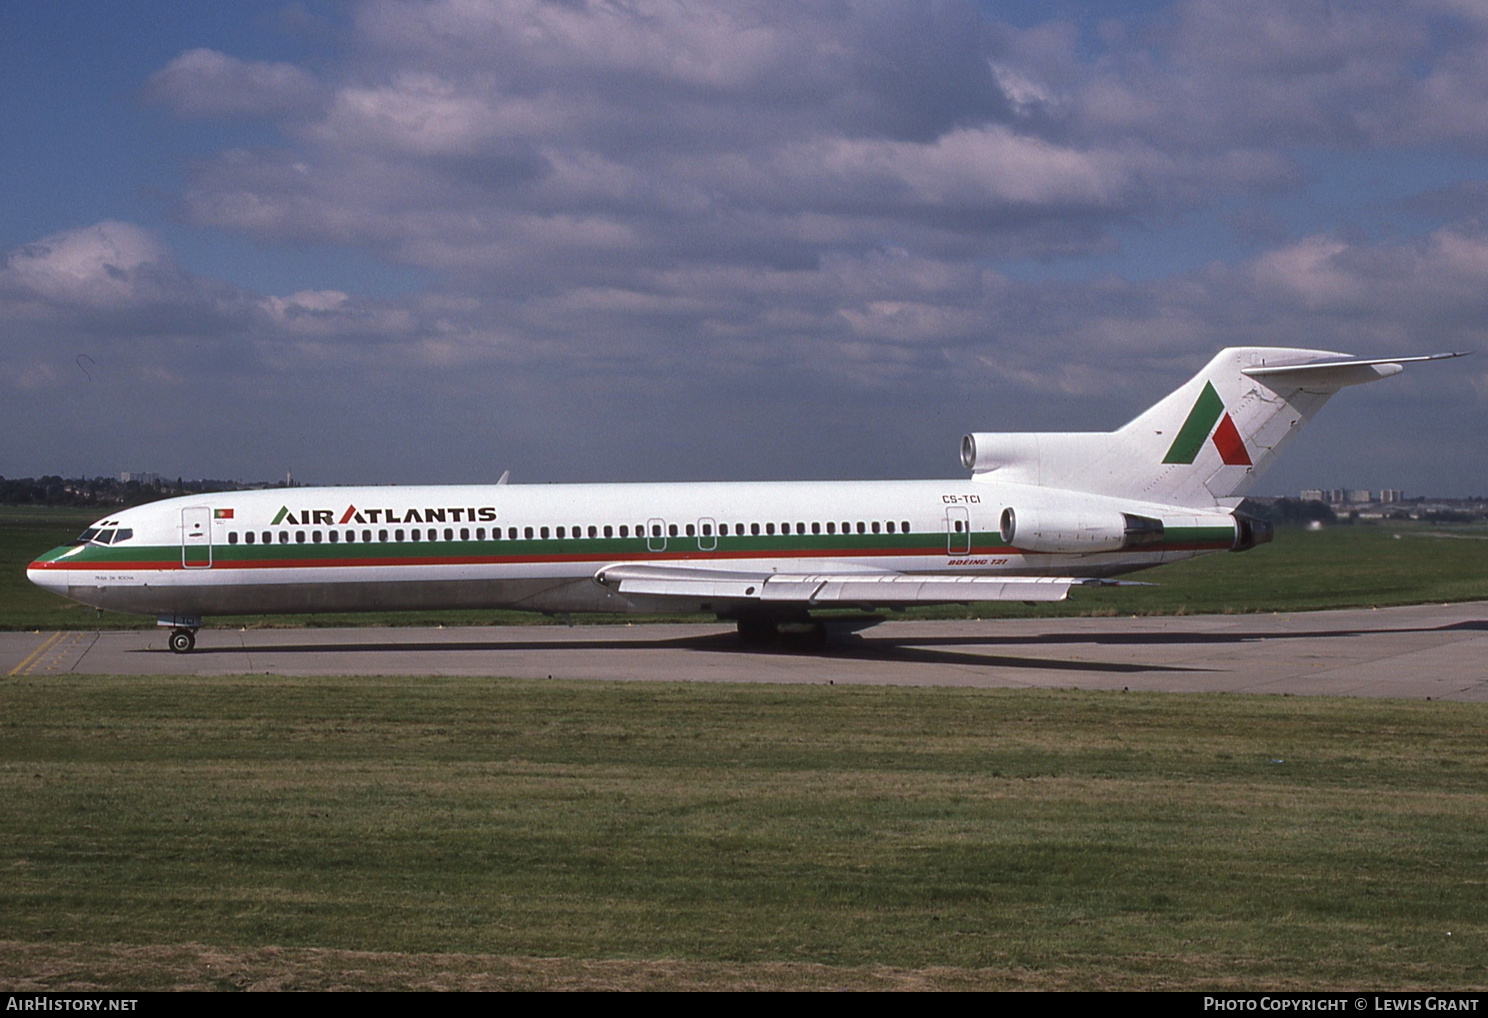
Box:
9;631;63;677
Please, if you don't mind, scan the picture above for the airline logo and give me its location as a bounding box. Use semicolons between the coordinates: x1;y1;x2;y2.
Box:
270;504;498;526
1163;382;1252;466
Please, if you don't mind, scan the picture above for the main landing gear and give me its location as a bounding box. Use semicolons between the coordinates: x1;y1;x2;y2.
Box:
157;615;202;654
733;612;889;652
734;613;829;652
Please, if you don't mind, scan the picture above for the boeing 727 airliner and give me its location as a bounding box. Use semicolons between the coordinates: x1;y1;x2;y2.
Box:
28;347;1460;652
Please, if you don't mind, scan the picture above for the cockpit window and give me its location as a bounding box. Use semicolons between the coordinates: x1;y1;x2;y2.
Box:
72;525;133;546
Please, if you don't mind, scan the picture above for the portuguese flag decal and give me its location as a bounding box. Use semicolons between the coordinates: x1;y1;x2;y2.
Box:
1163;382;1252;466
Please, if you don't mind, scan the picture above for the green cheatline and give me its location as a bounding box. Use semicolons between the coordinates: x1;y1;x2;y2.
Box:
1163;381;1225;464
31;524;1236;568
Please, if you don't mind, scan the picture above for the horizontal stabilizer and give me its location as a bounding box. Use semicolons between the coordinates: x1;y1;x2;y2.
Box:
595;563;1083;604
1241;351;1466;388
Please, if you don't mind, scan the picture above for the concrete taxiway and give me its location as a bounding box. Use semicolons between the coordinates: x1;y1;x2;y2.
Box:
5;602;1487;699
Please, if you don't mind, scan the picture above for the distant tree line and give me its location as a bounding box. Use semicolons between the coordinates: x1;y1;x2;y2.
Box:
0;475;291;508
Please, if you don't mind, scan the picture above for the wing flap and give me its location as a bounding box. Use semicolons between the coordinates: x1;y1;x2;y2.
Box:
594;564;1082;604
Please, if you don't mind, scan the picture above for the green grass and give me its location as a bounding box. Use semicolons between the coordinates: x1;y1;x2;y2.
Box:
6;505;1488;630
2;677;1485;989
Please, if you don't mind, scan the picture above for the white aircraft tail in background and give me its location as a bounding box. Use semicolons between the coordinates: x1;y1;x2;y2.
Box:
960;347;1462;507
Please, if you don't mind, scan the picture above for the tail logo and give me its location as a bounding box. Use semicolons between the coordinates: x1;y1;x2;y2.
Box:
1163;382;1252;466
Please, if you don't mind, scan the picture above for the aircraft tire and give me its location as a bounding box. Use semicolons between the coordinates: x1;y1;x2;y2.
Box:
168;629;196;654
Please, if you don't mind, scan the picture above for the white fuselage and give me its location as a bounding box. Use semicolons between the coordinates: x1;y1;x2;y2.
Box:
27;478;1241;621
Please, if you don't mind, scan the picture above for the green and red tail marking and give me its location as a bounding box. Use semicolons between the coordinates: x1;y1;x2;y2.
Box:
1162;381;1252;466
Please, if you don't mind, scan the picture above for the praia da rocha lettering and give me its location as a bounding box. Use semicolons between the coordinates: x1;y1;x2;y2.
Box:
270;505;499;527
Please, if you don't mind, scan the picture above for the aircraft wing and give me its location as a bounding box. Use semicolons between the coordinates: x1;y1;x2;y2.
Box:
594;563;1127;605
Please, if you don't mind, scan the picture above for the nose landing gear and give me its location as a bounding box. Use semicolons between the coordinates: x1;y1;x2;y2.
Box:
157;615;203;654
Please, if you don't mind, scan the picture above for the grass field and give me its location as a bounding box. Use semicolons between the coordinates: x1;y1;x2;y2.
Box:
2;677;1486;990
6;506;1486;990
5;505;1488;630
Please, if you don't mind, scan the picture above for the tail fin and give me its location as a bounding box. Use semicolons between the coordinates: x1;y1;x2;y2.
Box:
961;347;1462;507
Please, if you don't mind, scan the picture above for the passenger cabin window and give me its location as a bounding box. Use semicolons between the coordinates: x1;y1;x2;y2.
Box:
604;525;613;538
328;531;338;543
279;532;289;544
296;532;306;544
395;529;404;541
380;530;389;542
313;531;323;543
619;525;629;538
871;522;880;534
411;529;421;542
826;522;835;534
228;532;238;544
245;532;255;544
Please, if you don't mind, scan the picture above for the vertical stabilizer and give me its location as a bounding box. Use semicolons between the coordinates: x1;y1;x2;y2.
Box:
962;347;1460;507
1117;347;1342;505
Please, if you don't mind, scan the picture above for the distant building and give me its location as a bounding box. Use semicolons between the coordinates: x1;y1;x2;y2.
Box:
1300;488;1405;505
118;471;159;485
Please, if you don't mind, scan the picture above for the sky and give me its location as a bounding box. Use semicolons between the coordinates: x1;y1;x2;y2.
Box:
3;0;1488;497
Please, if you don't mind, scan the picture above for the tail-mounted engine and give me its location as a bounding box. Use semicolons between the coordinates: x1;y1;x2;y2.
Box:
1230;513;1274;552
999;507;1165;554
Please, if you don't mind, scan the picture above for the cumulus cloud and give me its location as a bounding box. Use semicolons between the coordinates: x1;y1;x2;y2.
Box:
142;48;323;119
2;221;169;308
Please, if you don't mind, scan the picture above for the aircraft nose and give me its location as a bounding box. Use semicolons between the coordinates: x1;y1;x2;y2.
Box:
27;551;72;597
